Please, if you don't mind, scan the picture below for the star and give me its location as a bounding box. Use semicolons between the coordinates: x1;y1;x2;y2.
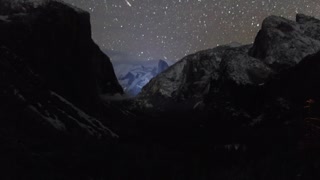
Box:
61;0;320;62
124;0;132;7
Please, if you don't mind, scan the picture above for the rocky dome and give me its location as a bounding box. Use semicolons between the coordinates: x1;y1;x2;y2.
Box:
249;14;320;71
141;14;320;103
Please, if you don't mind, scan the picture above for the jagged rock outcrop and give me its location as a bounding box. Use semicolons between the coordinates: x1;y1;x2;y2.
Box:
0;0;123;112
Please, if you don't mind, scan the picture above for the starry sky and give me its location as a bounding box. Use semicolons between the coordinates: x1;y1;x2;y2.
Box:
61;0;320;62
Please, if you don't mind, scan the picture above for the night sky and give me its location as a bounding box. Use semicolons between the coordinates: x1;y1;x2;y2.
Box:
61;0;320;62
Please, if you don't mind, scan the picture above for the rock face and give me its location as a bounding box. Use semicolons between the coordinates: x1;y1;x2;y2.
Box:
0;0;123;111
0;1;120;178
140;14;320;137
0;46;117;139
140;44;274;102
0;45;119;180
141;14;320;102
158;59;169;74
249;15;320;71
114;59;169;96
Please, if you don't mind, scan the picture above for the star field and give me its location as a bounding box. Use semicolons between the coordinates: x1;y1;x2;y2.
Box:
62;0;320;61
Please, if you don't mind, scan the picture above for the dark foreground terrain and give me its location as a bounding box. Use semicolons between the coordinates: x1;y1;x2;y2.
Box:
1;1;320;179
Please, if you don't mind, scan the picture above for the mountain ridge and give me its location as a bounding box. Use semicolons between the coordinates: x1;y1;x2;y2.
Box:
141;13;320;101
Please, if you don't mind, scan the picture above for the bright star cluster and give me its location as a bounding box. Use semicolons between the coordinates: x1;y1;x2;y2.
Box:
62;0;320;61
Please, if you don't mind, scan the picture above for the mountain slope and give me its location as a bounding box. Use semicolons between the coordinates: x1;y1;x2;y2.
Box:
0;0;123;112
0;46;117;139
141;14;320;106
139;14;320;142
0;1;121;179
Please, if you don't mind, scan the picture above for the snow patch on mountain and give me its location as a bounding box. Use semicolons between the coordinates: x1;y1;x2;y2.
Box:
113;59;170;96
